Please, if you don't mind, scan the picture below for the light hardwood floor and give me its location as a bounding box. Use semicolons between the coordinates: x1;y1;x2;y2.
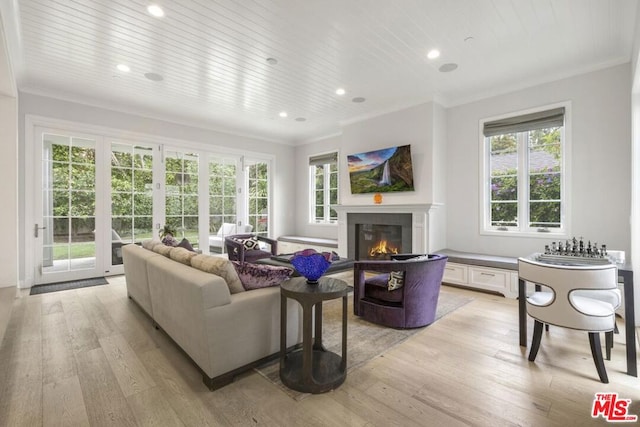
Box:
0;274;638;426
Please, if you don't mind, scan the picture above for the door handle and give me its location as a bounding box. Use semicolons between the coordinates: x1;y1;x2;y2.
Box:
34;224;46;238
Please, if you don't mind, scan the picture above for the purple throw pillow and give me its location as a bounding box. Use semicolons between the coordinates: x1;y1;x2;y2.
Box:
231;261;293;290
177;238;195;252
162;235;178;247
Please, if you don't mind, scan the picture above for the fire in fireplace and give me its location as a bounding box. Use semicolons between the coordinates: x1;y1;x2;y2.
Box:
368;240;399;258
357;224;403;260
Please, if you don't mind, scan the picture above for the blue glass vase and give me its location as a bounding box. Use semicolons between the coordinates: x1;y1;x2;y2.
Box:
290;249;332;284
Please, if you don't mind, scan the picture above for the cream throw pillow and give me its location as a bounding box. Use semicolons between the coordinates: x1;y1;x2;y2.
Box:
190;254;245;294
169;247;197;266
142;238;162;251
153;244;173;257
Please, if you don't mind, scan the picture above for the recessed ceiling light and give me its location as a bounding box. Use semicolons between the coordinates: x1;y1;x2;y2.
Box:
266;57;278;65
279;111;288;118
147;4;165;17
144;72;164;81
116;64;130;72
295;117;306;122
336;88;346;96
352;97;366;103
427;49;440;60
439;63;458;73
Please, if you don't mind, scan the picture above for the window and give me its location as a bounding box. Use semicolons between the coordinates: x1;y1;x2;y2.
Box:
309;152;338;224
245;159;269;236
43;134;97;271
481;106;568;235
165;150;199;247
208;155;237;234
111;144;154;247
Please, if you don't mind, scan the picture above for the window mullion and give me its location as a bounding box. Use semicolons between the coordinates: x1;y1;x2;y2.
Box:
309;165;316;223
518;132;528;232
324;164;331;222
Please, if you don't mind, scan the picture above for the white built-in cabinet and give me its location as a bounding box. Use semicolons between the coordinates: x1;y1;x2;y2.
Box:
443;262;519;299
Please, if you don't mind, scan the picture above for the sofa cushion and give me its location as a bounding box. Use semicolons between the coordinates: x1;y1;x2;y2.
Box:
170;247;198;265
232;261;293;290
142;238;162;251
190;254;245;294
365;273;404;303
153;244;173;257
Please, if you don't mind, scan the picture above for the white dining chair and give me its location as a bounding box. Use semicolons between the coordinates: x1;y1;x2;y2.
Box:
518;257;618;383
573;287;621;360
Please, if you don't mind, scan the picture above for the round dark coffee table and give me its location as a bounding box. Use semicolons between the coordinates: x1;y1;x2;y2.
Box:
279;276;348;394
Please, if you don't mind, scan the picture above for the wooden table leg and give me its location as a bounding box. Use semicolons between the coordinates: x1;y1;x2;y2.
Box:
519;278;526;347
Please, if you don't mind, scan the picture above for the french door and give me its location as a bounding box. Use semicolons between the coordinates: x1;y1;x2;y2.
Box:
34;129;160;284
245;159;270;237
30;123;272;285
34;129;105;284
110;143;156;264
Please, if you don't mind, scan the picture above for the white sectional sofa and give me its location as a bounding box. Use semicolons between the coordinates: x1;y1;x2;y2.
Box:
122;242;302;390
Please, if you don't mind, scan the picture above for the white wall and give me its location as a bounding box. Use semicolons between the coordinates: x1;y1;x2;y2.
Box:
0;13;18;288
18;92;297;282
628;7;640;326
340;102;438;206
294;101;446;241
430;102;447;251
446;64;632;258
0;94;17;288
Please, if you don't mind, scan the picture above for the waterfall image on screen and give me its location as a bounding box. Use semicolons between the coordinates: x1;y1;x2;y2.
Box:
347;145;415;194
379;161;391;185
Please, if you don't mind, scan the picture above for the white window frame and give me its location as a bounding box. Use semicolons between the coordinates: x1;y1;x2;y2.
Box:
309;151;339;225
479;102;572;238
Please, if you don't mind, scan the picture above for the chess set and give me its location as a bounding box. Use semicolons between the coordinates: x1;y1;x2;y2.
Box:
536;237;613;265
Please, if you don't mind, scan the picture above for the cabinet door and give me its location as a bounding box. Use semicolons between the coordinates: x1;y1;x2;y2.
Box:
443;262;468;285
468;266;509;293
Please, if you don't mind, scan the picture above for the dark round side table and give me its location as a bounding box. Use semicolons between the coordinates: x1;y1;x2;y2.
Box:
279;276;348;394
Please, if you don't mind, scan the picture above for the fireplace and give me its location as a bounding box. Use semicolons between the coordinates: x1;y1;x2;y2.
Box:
349;213;412;260
334;204;442;260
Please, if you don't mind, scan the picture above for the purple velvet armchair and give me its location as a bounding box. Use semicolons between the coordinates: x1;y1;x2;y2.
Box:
224;233;278;264
353;253;448;328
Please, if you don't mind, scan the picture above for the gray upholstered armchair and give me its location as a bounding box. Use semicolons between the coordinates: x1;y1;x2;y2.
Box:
353;253;448;328
224;233;278;264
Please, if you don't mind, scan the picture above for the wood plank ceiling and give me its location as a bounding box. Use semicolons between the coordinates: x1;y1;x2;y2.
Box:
5;0;639;143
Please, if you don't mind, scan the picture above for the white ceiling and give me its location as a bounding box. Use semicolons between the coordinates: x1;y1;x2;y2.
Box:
2;0;639;143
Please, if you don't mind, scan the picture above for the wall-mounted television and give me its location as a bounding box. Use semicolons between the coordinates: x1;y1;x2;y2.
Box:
347;145;415;194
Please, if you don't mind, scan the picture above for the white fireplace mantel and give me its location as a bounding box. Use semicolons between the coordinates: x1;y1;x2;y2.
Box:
334;203;443;258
